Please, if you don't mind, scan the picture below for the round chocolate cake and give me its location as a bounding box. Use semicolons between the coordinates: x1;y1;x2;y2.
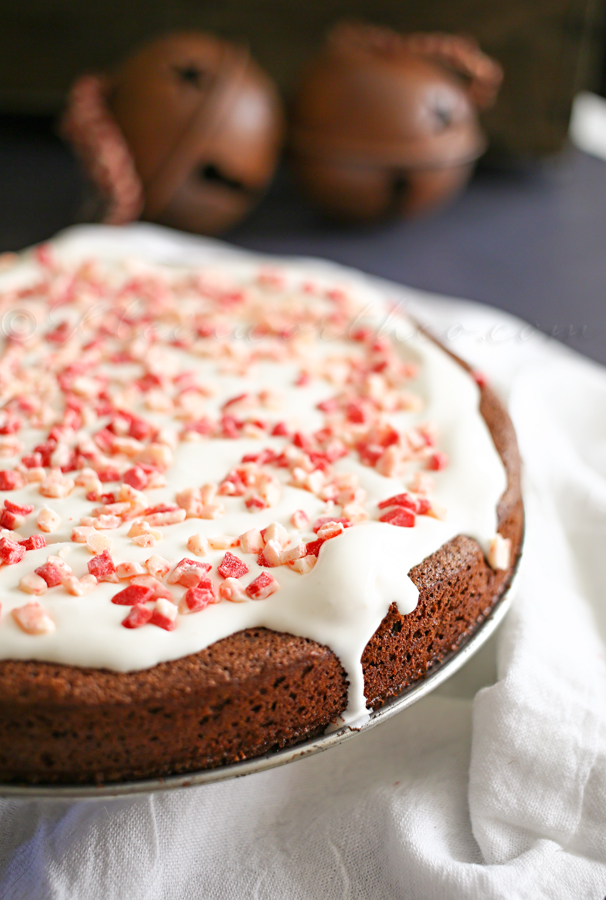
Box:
0;230;522;784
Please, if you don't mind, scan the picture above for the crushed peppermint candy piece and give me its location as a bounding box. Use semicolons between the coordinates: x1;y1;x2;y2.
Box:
132;534;156;547
62;574;97;596
219;577;249;602
19;534;47;551
291;509;310;529
37;506;61;533
150;597;178;630
379;507;416;528
88;550;118;582
289;555;317;574
259;539;282;567
0;509;24;530
0;470;25;491
488;534;512;571
116;561;147;579
12;601;55;634
19;572;48;595
239;528;264;554
280;542;306;564
316;521;346;540
145;555;170;579
186;532;211;556
0;537;26;565
112;584;155;606
35;562;64;587
179;586;215;614
5;500;34;516
131;575;173;600
122;604;154;629
167;558;211;586
427;451;449;471
246;572;279;600
218;552;249;579
86;531;113;554
260;522;288;547
312;516;351;533
377;493;417;512
208;534;239;550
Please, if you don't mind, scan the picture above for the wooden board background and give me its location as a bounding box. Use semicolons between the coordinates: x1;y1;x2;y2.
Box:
0;0;603;158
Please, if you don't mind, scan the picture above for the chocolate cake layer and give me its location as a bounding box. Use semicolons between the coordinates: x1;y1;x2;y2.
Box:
0;382;522;785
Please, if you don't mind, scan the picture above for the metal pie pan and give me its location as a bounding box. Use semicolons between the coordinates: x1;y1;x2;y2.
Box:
0;563;520;800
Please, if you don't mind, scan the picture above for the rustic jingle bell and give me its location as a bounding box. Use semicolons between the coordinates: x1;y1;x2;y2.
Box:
289;23;503;222
60;32;285;235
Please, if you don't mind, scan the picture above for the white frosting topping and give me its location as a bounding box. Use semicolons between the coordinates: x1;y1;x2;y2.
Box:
0;229;507;725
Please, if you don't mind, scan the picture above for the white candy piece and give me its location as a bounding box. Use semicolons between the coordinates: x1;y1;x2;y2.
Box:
19;572;48;595
154;597;178;623
219;578;249;603
239;528;264;554
208;534;239;550
116;562;146;579
62;574;98;596
145;555;171;578
280;542;306;564
262;539;282;566
262;522;288;548
488;533;512;571
289;555;317;574
37;506;61;534
12;602;55;634
187;533;211;556
86;531;113;554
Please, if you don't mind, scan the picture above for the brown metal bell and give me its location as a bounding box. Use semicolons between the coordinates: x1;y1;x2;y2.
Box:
61;31;285;235
289;24;503;222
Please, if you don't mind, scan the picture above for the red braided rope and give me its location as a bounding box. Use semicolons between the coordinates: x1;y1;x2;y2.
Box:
329;22;503;111
59;75;145;225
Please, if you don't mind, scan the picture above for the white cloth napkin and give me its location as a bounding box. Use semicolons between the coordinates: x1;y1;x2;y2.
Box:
1;229;605;899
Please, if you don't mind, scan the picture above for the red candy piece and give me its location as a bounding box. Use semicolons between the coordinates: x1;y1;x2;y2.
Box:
149;602;178;631
379;507;415;528
304;539;324;557
97;467;121;483
0;415;21;435
123;466;149;490
0;536;26;565
312;517;352;534
19;534;47;550
35;562;63;586
4;499;34;516
143;503;180;516
377;493;417;512
0;470;24;491
112;584;154;606
88;550;116;579
121;605;153;629
416;498;431;515
182;586;215;612
271;421;289;436
427;452;449;471
245;495;267;511
175;557;211;573
0;510;22;530
246;572;279;600
218;552;249;579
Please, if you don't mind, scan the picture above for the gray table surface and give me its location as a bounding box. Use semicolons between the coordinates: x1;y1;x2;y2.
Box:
1;115;605;365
